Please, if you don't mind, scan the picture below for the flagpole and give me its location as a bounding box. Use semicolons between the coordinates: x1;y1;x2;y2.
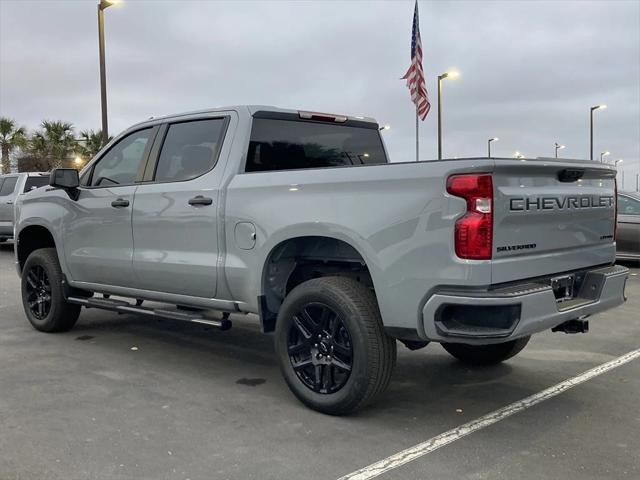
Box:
416;106;419;162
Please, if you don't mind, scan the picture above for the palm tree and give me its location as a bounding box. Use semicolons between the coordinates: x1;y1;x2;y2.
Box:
30;121;78;169
0;117;28;174
26;132;50;170
77;129;111;160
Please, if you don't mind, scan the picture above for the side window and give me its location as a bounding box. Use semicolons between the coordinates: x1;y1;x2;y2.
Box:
23;176;49;193
0;176;18;196
154;118;227;183
90;128;152;187
618;195;640;215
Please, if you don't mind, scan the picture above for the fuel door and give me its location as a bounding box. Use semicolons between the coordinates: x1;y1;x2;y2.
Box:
234;222;256;250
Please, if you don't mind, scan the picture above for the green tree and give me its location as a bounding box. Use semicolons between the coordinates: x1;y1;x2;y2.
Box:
29;121;78;169
78;129;111;160
0;117;28;174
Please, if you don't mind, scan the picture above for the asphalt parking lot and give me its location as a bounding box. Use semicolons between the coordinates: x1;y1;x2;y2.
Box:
0;242;638;480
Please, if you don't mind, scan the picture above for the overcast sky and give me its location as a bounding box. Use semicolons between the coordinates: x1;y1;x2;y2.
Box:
1;0;639;188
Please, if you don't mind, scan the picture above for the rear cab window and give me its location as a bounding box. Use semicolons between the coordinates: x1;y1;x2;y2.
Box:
245;113;387;172
23;176;49;193
153;118;227;183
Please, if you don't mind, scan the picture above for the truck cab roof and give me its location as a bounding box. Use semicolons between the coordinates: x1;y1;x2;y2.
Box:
128;105;379;131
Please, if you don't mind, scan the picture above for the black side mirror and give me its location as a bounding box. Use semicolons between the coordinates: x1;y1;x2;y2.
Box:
50;168;80;199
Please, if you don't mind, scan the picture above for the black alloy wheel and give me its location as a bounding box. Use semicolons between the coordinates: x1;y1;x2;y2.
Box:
287;302;353;394
275;276;396;415
21;248;81;333
25;264;52;320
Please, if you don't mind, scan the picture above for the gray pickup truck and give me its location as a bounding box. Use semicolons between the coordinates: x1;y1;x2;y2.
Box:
0;172;50;242
13;106;628;414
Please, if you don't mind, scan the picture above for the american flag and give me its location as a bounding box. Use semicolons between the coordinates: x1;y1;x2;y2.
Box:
401;1;430;120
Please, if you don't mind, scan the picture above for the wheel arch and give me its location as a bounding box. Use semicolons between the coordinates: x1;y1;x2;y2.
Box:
16;224;59;274
259;234;380;332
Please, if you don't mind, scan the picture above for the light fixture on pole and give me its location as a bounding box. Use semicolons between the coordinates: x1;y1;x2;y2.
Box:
590;104;607;160
379;125;391;132
554;142;565;158
437;70;459;160
98;0;120;147
600;151;610;162
487;137;498;158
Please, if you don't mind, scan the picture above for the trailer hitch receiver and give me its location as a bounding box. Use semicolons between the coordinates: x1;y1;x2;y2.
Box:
551;318;589;334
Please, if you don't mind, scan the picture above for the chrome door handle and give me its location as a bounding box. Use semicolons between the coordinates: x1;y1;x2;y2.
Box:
188;196;213;206
111;198;130;208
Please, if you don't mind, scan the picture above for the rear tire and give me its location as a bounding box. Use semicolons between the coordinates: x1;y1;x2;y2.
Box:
21;248;81;333
275;277;396;415
441;336;531;366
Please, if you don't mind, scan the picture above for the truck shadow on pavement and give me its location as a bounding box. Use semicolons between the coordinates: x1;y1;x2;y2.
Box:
67;307;525;419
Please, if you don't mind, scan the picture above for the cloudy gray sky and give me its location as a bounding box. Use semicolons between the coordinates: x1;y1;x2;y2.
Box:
1;0;639;188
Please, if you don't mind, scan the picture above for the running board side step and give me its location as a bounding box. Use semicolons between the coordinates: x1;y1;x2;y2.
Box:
67;296;232;330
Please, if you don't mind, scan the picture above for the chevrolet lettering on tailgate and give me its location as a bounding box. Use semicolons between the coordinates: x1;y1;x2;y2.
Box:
509;195;615;211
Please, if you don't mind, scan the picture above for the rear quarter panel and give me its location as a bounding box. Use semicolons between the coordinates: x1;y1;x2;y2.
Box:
224;159;493;330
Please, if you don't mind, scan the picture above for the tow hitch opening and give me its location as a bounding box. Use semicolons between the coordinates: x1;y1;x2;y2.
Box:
552;318;589;334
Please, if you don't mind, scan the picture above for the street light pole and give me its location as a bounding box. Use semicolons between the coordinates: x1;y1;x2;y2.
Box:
98;0;118;146
614;159;624;189
437;75;444;160
437;71;459;160
554;142;565;158
590;104;606;161
487;137;498;158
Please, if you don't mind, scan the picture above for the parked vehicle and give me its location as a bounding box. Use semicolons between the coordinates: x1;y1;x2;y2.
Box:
0;172;49;242
13;106;628;414
616;191;640;260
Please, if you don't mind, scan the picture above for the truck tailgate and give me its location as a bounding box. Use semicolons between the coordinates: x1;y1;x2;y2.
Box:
491;158;617;284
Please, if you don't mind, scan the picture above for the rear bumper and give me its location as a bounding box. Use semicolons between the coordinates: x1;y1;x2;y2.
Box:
420;264;629;345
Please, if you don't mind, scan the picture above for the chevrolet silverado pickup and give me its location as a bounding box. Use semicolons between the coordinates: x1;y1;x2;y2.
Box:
13;106;628;415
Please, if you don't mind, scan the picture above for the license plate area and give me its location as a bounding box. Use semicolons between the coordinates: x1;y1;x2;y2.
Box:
551;274;575;302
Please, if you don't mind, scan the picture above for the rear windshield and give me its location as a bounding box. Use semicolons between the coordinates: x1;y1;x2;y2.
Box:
24;176;49;193
245;118;387;172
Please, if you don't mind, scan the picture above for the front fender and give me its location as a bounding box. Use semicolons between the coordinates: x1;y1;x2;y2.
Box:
14;190;70;276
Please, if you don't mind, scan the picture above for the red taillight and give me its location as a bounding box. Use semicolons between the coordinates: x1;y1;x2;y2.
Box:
614;179;618;241
447;174;493;260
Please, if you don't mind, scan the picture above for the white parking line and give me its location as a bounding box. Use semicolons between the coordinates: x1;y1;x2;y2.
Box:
338;348;640;480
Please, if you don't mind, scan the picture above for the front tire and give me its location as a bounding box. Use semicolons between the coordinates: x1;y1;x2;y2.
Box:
441;336;531;366
275;277;396;415
21;248;81;333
